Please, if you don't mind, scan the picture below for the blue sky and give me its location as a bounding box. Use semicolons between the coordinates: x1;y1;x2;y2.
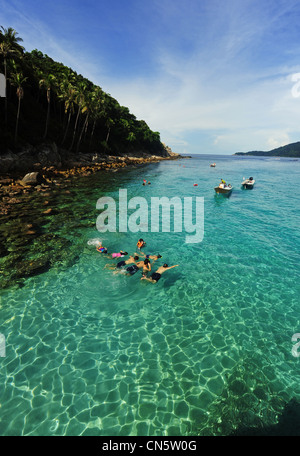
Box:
2;0;300;155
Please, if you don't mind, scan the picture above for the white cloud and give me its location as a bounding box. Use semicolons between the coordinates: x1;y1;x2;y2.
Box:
267;133;291;150
2;0;300;154
104;58;300;154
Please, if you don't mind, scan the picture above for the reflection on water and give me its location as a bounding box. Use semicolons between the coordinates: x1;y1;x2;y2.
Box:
0;156;300;435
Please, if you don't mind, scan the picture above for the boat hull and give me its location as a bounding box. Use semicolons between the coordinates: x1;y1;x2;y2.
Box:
214;186;233;194
241;179;255;189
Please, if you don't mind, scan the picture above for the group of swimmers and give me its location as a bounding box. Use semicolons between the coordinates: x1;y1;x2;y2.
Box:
96;238;178;283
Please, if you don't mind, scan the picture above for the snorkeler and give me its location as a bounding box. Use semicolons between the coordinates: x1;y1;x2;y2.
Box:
139;252;162;261
141;264;179;283
96;242;108;254
109;251;128;259
126;258;150;276
141;258;151;277
105;255;140;272
136;239;146;250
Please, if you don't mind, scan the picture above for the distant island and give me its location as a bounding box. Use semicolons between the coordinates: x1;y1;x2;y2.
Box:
234;141;300;158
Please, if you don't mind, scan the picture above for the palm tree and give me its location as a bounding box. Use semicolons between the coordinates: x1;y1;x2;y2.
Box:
76;100;89;153
9;67;27;143
0;26;24;126
69;81;87;150
89;86;103;147
76;89;100;152
39;73;56;139
57;75;77;145
105;117;114;144
127;131;136;142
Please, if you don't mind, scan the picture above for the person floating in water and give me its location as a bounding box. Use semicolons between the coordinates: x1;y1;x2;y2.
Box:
136;239;146;250
105;255;140;273
96;242;108;254
139;252;162;261
126;258;151;276
141;263;179;283
109;251;128;259
141;258;151;277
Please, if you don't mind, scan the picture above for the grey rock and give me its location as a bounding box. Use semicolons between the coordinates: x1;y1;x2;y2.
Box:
21;172;46;186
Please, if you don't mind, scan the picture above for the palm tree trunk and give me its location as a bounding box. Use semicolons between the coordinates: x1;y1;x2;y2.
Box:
89;119;96;148
106;127;111;144
69;105;81;151
14;95;21;143
76;114;89;153
83;117;89;141
43;88;51;139
62;109;72;145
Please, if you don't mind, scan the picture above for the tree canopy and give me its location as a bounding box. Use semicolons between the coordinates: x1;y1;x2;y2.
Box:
0;26;165;156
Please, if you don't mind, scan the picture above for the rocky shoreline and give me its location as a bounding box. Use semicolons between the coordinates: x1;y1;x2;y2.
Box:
0;142;183;215
0;141;183;174
0;142;183;290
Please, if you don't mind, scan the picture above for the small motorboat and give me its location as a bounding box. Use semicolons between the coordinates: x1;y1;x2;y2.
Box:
241;177;255;189
214;181;233;194
210;163;216;167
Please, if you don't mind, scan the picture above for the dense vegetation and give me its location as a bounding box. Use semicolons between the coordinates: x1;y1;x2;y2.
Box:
235;142;300;157
0;26;166;156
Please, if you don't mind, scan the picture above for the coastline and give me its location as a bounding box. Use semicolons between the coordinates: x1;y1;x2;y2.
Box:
0;142;184;214
0;144;184;289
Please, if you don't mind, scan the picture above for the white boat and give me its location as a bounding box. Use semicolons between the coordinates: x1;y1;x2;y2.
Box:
210;163;216;167
241;177;255;189
214;183;233;194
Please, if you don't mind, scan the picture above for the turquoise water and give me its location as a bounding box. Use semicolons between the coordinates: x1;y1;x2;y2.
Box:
1;154;300;436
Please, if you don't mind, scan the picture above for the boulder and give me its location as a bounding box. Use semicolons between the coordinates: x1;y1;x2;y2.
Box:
17;148;36;171
21;172;46;186
92;153;106;163
37;143;62;168
33;163;43;170
0;151;18;173
15;258;51;278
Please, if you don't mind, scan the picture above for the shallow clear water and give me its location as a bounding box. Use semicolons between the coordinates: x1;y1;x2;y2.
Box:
1;155;300;436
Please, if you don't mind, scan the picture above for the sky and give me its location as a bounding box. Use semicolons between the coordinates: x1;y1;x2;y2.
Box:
2;0;300;155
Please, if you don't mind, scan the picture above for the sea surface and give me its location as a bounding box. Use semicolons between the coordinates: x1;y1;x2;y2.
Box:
0;154;300;436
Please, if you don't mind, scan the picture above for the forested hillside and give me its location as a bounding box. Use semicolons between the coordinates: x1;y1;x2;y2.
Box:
0;26;166;157
235;142;300;157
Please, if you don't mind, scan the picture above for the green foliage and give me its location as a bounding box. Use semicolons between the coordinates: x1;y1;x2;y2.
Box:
235;142;300;158
0;26;165;156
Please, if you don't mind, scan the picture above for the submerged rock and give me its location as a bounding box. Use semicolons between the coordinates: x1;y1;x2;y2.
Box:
15;258;51;278
25;230;37;236
0;242;9;258
43;208;53;215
